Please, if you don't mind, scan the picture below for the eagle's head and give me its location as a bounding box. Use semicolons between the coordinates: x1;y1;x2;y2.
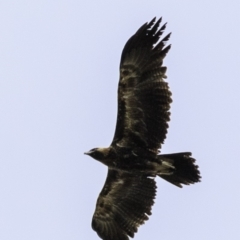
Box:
84;147;110;161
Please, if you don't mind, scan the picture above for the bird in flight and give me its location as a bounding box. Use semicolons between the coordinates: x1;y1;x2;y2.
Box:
85;17;201;240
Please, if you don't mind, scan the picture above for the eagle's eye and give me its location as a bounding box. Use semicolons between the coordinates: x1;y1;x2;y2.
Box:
89;148;97;154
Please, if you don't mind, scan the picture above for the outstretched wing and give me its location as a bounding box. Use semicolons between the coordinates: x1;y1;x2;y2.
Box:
111;17;172;153
92;170;156;240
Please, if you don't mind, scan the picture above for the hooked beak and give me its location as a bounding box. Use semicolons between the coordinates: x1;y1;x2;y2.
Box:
84;148;96;157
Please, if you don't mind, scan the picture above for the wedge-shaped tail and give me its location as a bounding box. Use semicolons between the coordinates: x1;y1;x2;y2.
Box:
159;152;201;187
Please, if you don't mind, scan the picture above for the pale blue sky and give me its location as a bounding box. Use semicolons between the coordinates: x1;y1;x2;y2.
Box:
1;1;240;240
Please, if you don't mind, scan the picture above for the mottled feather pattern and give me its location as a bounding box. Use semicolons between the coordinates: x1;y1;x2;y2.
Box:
92;170;156;240
135;79;171;148
112;17;172;152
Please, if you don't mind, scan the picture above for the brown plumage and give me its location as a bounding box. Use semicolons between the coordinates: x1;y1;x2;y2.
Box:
85;17;201;240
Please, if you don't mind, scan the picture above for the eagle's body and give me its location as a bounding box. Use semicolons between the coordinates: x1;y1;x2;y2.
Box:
85;17;201;240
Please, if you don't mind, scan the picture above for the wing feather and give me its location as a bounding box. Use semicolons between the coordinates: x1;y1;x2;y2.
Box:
92;170;156;240
111;17;172;152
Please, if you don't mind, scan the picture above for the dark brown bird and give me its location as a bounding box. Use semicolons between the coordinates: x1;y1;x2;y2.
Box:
85;17;201;240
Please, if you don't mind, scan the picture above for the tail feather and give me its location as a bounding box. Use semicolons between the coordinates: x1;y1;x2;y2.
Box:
159;152;201;188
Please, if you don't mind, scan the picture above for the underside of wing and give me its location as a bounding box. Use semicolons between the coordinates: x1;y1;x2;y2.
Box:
92;170;157;240
112;17;172;152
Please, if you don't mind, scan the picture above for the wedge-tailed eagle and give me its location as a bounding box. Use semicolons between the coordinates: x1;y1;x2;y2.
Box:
85;17;201;240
